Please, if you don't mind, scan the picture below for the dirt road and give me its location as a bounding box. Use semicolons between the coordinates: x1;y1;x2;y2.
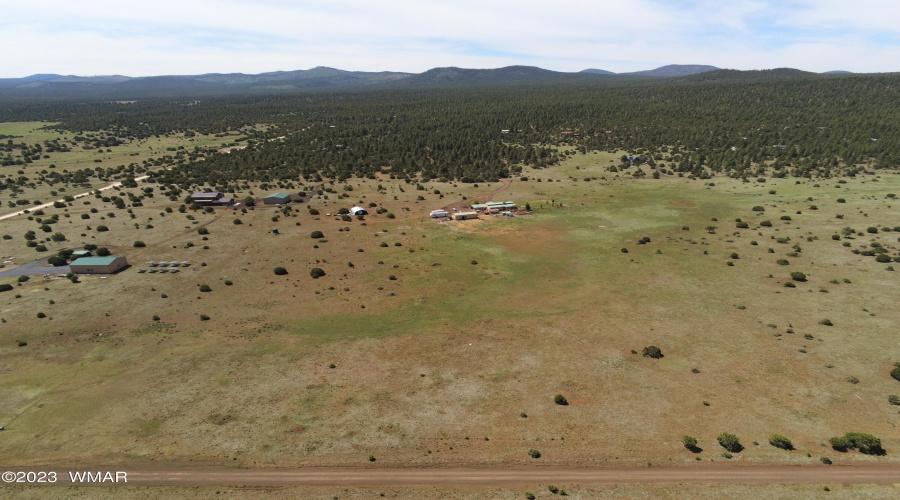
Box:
27;464;900;486
0;175;150;222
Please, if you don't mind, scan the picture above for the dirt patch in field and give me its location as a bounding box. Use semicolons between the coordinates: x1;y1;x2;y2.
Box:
487;222;574;258
670;200;695;208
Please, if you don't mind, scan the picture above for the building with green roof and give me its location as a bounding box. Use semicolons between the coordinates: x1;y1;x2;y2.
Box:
70;256;129;274
263;193;292;205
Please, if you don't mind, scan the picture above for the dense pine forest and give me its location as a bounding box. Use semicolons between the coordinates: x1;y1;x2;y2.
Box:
2;71;898;189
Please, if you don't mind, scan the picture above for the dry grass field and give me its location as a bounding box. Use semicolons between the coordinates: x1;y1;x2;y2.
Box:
2;125;900;497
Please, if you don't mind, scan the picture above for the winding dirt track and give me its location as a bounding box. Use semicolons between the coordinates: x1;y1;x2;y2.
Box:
0;175;150;222
37;464;900;486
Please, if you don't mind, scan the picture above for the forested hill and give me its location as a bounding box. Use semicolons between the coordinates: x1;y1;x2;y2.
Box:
0;67;412;99
1;69;898;189
0;65;874;99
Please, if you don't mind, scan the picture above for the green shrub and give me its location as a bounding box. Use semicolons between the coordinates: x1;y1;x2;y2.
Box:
769;434;794;450
736;221;749;229
780;215;792;221
777;259;790;265
36;312;46;318
682;435;699;451
891;366;900;382
199;284;212;292
819;319;833;326
867;227;878;234
96;247;111;256
310;268;326;279
310;230;324;238
17;276;29;283
790;271;807;281
224;280;233;286
642;345;663;358
380;242;388;247
197;227;209;235
273;267;288;275
554;394;568;406
876;254;892;263
830;432;884;455
760;220;773;227
133;241;146;247
200;314;210;321
717;433;743;453
48;255;67;266
96;225;109;232
1;284;15;292
888;395;900;405
232;218;242;225
730;252;739;259
528;449;541;459
752;206;765;212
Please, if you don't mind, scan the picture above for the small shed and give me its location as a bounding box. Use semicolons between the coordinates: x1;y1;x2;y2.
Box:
453;212;478;221
71;250;93;258
70;256;129;274
350;206;368;216
263;193;292;205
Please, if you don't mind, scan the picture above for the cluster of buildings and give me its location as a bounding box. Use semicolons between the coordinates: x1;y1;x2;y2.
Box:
471;201;517;214
430;201;519;221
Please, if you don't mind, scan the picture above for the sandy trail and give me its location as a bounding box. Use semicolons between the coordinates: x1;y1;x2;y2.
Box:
0;175;150;222
15;464;900;486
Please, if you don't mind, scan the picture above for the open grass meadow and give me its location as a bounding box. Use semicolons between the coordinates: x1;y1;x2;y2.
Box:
2;135;900;480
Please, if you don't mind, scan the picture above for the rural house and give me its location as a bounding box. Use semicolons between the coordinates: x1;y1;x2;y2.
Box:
190;191;223;205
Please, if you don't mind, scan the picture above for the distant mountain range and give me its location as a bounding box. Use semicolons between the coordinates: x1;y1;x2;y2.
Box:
582;64;721;77
0;64;868;99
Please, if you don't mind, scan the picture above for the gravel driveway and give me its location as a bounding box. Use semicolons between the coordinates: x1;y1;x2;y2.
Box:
0;258;70;278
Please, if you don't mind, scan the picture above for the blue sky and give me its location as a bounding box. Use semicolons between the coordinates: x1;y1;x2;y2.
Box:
1;0;899;77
